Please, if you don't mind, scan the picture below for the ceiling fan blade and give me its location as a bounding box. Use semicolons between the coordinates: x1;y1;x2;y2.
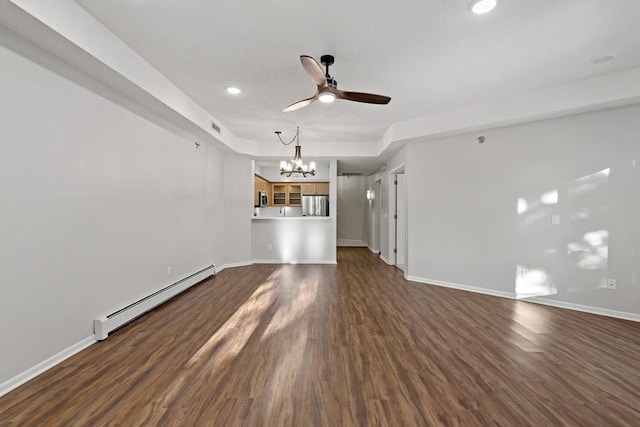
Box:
332;88;391;105
282;94;318;112
300;55;327;87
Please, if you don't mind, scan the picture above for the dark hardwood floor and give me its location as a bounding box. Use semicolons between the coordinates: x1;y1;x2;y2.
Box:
1;248;639;426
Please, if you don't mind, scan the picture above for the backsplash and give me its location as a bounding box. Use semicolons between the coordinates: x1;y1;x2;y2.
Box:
254;206;303;217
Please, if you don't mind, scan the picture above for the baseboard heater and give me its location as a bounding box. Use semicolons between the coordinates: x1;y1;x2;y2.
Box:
94;264;215;340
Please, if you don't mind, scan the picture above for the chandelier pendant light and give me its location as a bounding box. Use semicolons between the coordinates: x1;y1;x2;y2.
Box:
276;127;316;177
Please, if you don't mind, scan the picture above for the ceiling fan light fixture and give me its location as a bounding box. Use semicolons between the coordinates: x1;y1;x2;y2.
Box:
319;92;336;103
470;0;497;14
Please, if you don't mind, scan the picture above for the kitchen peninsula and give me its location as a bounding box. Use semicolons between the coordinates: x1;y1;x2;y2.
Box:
251;160;337;264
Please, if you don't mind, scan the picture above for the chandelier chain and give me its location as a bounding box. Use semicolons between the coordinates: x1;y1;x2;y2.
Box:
275;126;299;146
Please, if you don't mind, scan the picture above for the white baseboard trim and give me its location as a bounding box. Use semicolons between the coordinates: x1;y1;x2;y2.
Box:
337;239;367;247
405;274;639;323
380;255;392;265
0;336;96;398
406;275;516;300
524;296;640;322
252;259;337;265
367;246;380;254
215;261;253;272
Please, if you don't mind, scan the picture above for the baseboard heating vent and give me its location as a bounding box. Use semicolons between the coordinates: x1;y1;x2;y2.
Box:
94;264;215;340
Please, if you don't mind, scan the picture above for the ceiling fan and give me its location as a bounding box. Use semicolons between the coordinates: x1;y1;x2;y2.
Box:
283;54;391;112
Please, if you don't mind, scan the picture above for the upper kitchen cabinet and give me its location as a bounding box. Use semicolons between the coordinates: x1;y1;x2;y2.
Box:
301;182;329;195
269;181;328;206
314;182;329;195
288;184;302;206
301;183;315;195
272;183;286;206
271;183;303;206
254;174;271;206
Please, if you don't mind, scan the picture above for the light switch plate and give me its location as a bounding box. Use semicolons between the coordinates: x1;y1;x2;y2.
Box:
551;214;560;225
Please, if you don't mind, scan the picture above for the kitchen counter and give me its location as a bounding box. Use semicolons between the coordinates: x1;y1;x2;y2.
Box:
252;214;336;263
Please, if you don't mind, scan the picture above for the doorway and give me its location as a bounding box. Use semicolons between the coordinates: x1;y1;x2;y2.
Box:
373;179;381;253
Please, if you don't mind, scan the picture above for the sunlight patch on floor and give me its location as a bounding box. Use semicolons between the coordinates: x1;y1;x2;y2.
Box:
262;279;318;340
187;277;278;369
153;272;281;409
263;330;308;419
512;300;551;335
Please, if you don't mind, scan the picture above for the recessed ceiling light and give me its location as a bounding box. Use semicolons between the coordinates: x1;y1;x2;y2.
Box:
470;0;498;14
590;54;615;64
226;86;242;95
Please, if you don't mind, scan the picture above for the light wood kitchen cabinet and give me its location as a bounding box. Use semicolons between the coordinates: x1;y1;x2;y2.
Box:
301;183;316;195
300;182;329;195
314;182;329;195
254;174;271;206
272;183;287;206
255;178;330;207
287;184;302;206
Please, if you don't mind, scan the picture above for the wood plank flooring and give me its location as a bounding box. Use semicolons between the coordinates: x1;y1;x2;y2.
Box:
1;248;639;426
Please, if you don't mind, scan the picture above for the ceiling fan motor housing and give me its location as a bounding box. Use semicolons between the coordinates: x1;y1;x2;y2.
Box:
321;54;336;83
320;54;335;66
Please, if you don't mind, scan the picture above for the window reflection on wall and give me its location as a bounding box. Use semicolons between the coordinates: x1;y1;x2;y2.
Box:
566;168;610;290
567;230;608;271
515;187;559;298
515;264;557;298
514;167;610;297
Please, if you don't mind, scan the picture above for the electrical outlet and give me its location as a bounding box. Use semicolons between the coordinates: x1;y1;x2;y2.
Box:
167;266;172;277
268;243;273;250
606;278;616;290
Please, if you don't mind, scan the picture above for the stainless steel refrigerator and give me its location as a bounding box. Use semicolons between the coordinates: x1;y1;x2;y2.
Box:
302;195;329;216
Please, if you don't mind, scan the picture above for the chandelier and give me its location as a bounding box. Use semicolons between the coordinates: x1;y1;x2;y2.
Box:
275;126;316;177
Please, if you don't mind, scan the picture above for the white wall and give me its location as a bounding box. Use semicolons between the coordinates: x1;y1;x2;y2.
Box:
405;104;640;317
222;153;253;266
0;42;247;386
337;176;367;246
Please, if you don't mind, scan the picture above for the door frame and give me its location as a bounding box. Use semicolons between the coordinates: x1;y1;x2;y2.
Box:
373;179;381;253
388;164;407;272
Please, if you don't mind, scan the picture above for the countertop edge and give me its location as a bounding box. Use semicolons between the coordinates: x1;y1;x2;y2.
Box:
252;216;332;220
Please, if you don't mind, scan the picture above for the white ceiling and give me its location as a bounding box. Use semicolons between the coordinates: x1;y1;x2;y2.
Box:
72;0;640;171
